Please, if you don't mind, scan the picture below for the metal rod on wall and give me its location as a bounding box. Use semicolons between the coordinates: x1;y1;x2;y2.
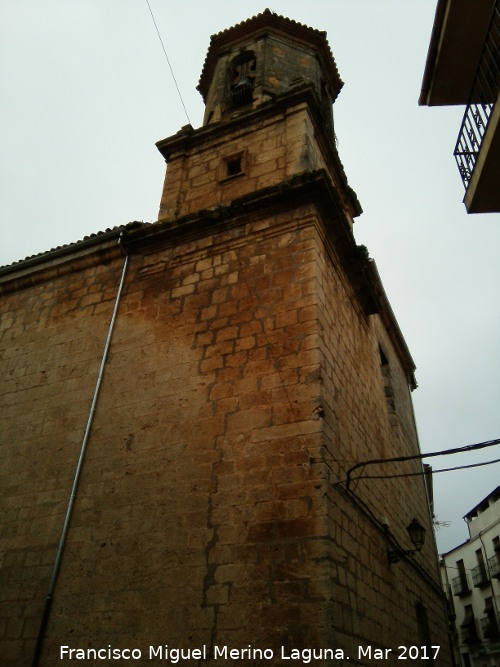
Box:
32;237;129;666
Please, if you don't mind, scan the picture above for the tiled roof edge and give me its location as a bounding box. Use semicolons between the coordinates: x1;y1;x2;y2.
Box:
197;9;342;102
0;221;148;274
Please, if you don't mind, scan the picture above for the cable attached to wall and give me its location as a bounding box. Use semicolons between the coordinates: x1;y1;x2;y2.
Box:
347;456;500;484
343;438;500;490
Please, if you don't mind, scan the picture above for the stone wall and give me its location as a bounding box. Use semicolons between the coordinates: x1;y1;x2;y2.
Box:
157;97;357;227
1;196;450;665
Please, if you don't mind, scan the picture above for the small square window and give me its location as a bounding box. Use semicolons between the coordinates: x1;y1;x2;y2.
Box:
220;152;245;181
226;156;242;177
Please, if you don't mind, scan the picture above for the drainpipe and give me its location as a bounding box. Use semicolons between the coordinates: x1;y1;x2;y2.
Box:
32;235;129;666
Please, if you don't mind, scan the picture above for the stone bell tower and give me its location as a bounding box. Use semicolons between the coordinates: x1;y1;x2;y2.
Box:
156;9;361;226
148;9;450;663
0;10;452;666
197;9;339;130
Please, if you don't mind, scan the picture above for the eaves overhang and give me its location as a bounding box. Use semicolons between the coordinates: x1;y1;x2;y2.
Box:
0;222;146;295
464;485;500;520
419;0;495;106
441;538;470;558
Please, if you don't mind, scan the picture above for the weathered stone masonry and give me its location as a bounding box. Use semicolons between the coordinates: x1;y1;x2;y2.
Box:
0;10;451;667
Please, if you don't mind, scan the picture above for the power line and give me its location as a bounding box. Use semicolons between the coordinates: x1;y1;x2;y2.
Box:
347;456;500;483
144;1;223;207
345;438;500;489
145;0;192;126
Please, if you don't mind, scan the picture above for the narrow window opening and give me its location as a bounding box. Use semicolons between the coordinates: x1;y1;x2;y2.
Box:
415;602;434;666
219;152;245;182
321;79;335;144
229;51;256;108
227;156;242;177
379;345;395;415
483;597;500;639
452;559;470;596
461;604;479;644
462;653;472;667
489;537;500;578
472;548;488;587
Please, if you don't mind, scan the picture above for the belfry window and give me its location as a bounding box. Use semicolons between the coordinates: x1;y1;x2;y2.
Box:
230;52;256;108
379;345;395;415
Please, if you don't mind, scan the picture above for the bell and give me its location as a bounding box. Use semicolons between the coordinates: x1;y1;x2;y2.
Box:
231;76;253;107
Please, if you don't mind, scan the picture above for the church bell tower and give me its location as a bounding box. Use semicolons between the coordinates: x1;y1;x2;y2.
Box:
156;9;361;227
0;10;452;665
149;9;447;663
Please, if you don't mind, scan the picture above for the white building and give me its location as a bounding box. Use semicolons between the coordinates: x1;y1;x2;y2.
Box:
442;487;500;667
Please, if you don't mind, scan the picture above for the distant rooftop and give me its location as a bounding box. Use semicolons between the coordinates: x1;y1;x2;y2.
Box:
464;486;500;522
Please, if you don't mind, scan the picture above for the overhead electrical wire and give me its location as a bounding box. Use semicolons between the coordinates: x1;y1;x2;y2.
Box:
144;1;223;204
145;0;192;126
347;456;500;483
344;438;500;489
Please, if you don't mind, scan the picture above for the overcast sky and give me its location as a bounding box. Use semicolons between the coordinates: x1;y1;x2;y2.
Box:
1;0;499;554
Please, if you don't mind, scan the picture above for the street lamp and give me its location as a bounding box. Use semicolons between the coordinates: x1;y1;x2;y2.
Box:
386;518;426;564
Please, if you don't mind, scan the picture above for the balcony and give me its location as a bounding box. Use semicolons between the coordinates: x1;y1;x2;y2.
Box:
481;615;500;640
452;574;472;597
472;563;490;588
461;617;480;645
488;554;500;578
454;2;500;212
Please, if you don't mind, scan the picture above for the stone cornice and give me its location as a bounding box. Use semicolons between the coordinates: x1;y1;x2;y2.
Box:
121;170;414;383
0;171;414;384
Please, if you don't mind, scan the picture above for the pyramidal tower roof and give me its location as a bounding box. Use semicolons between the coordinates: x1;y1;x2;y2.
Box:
197;8;343;104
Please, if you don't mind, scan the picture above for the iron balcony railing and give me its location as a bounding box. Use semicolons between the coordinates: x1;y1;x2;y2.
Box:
489;554;500;578
454;1;500;189
452;574;471;596
472;562;489;587
481;614;500;639
461;617;480;644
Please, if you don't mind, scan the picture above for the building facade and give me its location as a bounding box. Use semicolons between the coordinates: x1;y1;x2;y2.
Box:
419;0;500;213
1;11;451;666
441;488;500;667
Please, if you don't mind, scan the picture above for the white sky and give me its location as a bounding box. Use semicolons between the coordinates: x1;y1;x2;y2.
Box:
1;0;499;554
